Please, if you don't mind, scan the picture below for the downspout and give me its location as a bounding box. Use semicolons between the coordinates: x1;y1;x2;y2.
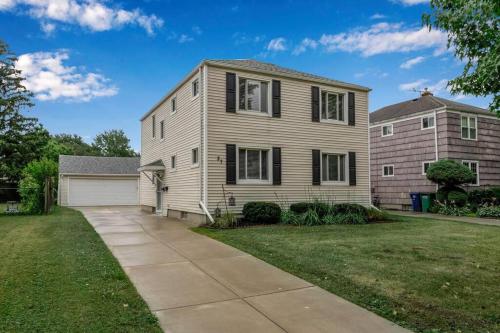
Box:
202;64;212;223
434;109;439;192
367;94;372;207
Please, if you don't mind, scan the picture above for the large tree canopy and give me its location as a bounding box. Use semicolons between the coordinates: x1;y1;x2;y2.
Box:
423;0;500;116
0;39;49;181
52;134;97;156
92;129;138;157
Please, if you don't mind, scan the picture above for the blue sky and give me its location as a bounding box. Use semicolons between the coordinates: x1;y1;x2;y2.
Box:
0;0;491;151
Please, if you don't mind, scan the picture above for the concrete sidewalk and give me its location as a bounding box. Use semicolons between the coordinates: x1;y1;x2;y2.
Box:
389;210;500;226
79;207;410;333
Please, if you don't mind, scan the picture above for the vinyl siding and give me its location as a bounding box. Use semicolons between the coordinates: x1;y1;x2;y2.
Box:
205;65;370;213
139;71;202;214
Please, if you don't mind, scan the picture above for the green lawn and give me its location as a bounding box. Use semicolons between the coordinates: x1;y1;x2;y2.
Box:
195;216;500;333
0;207;162;333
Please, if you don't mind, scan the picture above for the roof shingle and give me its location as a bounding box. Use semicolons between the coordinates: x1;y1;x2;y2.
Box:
59;155;140;175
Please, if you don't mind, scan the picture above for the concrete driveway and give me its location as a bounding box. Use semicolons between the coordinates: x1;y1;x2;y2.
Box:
78;206;411;333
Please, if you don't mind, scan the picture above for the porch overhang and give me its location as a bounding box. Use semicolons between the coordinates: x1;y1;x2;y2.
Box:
138;160;165;183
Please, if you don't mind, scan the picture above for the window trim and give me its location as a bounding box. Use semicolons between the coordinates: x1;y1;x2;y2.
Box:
421;115;435;130
171;96;177;114
236;145;272;185
236;76;272;117
191;147;199;168
320;90;347;125
159;120;165;141
381;124;393;137
151;114;156;139
461;115;478;141
382;164;394;177
422;160;435;175
192;78;200;99
319;150;349;185
462;160;479;186
170;154;177;172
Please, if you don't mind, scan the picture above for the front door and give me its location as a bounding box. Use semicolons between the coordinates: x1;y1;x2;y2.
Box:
156;178;163;214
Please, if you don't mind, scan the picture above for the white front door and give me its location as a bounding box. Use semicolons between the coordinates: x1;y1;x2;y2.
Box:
156;178;163;213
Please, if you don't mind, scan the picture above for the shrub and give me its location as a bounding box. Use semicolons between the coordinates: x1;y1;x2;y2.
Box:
18;158;58;214
436;203;473;216
280;210;300;225
325;212;368;225
331;203;368;217
492;187;500;203
212;211;238;228
477;205;500;218
436;186;465;203
242;202;281;225
289;202;312;214
290;201;331;217
366;208;389;222
426;160;475;187
301;209;321;226
468;189;495;206
448;190;468;207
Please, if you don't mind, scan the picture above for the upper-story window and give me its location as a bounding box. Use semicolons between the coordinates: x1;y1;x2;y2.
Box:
238;78;269;114
171;97;177;113
191;147;199;166
171;155;176;170
383;165;394;177
321;91;345;122
382;124;393;137
192;79;199;98
461;115;477;140
462;160;479;185
321;152;346;183
422;115;435;129
152;115;156;138
422;161;435;175
160;120;164;140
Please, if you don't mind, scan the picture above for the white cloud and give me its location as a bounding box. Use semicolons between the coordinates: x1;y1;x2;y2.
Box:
0;0;163;35
15;51;118;102
232;32;264;45
178;34;193;43
267;37;287;52
319;22;447;57
192;25;202;35
393;0;429;6
398;79;429;91
370;13;386;20
40;21;56;36
427;79;448;95
292;38;318;55
400;56;426;69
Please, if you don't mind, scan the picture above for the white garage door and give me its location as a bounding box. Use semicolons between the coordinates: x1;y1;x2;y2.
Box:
68;178;139;206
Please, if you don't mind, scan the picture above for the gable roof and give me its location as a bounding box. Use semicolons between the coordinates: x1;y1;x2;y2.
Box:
205;59;371;92
370;95;490;124
59;155;140;175
141;59;370;121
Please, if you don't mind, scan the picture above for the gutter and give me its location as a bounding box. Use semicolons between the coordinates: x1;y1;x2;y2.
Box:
199;201;214;224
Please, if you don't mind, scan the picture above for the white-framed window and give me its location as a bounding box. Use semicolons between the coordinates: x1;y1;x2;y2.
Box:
422;115;435;129
237;77;270;114
160;120;164;140
382;165;394;177
461;115;477;140
237;147;271;184
321;152;347;183
192;79;199;98
422;161;435;175
191;147;199;166
151;115;156;138
382;124;393;137
320;90;346;122
170;155;176;171
171;97;177;113
462;160;479;186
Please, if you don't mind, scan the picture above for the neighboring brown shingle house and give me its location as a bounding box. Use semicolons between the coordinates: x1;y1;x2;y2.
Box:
369;92;500;210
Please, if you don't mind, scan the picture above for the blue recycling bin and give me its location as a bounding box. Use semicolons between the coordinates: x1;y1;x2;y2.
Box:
410;192;422;212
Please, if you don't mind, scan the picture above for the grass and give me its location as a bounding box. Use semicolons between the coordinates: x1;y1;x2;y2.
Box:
194;215;500;333
0;207;162;333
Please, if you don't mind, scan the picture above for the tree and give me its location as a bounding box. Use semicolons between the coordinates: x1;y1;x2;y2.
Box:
52;134;96;156
423;0;499;116
426;159;475;187
18;158;58;214
0;39;49;181
41;138;73;162
92;129;138;157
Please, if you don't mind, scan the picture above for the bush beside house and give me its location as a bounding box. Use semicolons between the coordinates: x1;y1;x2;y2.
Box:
18;159;58;214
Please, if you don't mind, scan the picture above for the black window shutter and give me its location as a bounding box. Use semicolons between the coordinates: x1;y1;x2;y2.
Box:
226;144;237;184
272;147;281;185
312;149;321;185
272;80;281;118
226;73;236;113
348;92;355;126
311;86;320;122
349;151;356;186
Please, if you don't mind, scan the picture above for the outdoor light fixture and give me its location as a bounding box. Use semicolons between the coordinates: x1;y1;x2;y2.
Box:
228;193;236;207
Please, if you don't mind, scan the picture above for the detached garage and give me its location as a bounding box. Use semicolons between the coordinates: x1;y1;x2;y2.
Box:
58;155;140;207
